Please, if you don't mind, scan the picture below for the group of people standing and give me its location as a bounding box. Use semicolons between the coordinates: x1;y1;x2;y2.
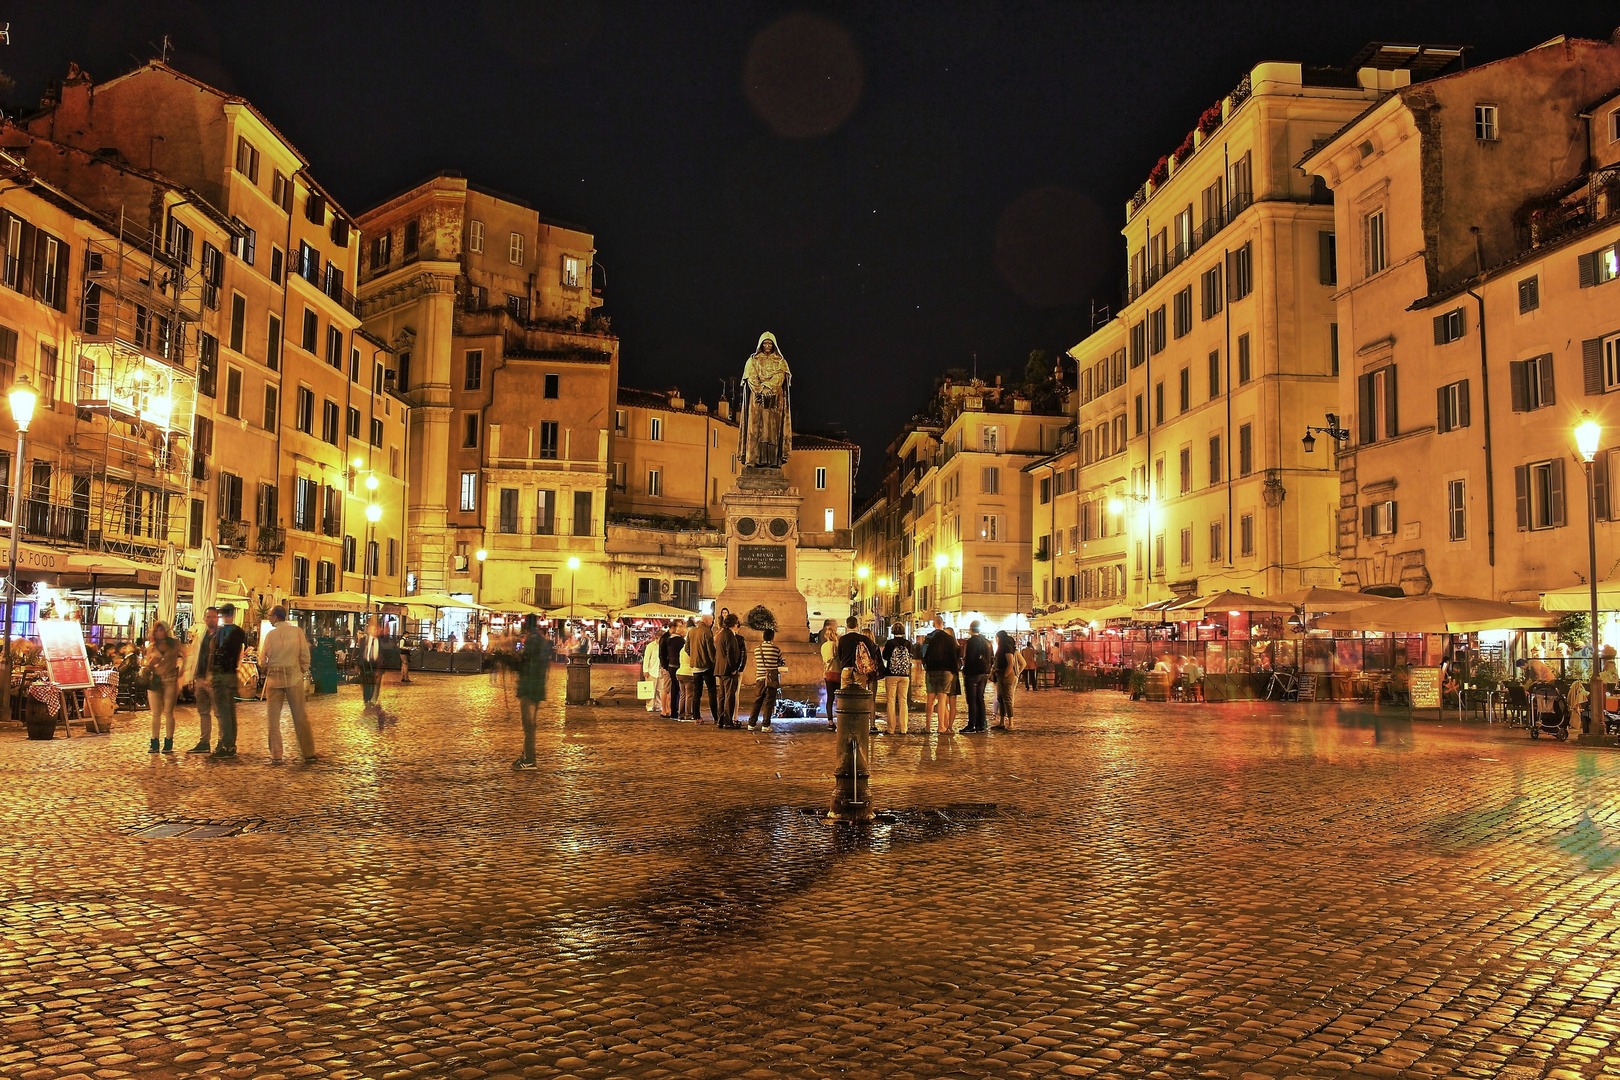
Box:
642;611;774;728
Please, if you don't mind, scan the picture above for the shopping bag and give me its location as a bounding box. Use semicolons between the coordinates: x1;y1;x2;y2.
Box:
637;680;655;700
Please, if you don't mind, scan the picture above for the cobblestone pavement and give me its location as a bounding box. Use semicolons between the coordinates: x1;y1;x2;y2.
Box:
4;670;1620;1080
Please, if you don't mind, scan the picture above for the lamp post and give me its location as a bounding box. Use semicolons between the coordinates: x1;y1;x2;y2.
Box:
363;501;382;620
1;376;36;723
1577;412;1604;734
567;555;580;627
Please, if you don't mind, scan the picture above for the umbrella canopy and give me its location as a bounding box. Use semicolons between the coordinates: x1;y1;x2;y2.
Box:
155;543;179;626
292;590;374;612
1081;602;1138;624
1313;593;1558;633
1276;586;1388;612
1540;580;1620;612
1169;590;1296;616
1028;609;1078;630
372;592;483;611
192;538;218;616
552;604;611;621
619;601;700;619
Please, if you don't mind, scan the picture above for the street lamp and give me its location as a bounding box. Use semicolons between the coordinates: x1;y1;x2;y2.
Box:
363;502;382;622
567;555;581;626
1;375;36;723
1577;412;1604;734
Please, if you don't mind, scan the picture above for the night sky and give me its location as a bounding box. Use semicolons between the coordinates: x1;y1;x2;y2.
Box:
5;2;1615;491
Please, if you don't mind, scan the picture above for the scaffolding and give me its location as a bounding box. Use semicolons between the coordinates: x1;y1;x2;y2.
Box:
21;208;201;563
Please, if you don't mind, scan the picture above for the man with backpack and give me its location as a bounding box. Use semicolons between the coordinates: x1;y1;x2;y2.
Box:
880;623;914;734
960;620;995;734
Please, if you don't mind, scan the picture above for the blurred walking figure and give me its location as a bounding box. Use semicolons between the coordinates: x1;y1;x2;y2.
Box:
183;607;219;753
1019;640;1037;691
142;621;181;754
992;630;1021;730
358;618;384;714
512;616;552;770
261;606;315;764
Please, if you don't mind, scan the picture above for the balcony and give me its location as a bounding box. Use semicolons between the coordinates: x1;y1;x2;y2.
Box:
1121;189;1253;306
255;525;286;559
21;500;89;544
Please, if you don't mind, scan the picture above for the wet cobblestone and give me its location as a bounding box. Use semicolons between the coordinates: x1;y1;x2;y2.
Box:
3;672;1620;1077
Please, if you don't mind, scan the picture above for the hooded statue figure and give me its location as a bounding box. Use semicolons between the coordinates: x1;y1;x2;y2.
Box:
738;331;792;468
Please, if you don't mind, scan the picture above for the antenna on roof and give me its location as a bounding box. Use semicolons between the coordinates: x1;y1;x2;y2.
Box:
149;34;173;64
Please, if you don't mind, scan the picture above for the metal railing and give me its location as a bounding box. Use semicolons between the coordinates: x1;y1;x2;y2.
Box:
1121;190;1253;306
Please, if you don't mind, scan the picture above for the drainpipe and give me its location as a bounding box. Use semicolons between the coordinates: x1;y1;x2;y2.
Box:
1465;283;1496;569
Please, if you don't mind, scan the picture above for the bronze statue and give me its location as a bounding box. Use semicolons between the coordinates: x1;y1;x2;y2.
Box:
738;331;792;468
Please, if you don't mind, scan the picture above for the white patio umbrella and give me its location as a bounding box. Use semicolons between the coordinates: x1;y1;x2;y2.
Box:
193;537;219;616
155;543;179;627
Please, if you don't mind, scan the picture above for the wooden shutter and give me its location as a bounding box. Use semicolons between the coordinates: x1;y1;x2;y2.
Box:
51;240;69;312
1585;338;1605;395
1436;385;1449;433
1433;313;1447;345
1538;353;1555;407
1579;251;1598;288
1457;379;1470;428
1362;504;1374;536
1514;465;1529;530
1388;501;1398;532
1358;373;1375;443
1384;365;1398;438
1597;452;1611;521
30;231;49;301
13;222;34;298
1550;458;1566;527
1319;231;1335;285
1510;361;1528;412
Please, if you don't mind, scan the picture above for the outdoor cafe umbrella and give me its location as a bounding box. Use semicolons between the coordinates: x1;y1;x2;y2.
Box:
1167;590;1297;617
155;543;179;627
1275;586;1387;612
192;538;218;616
1539;580;1620;611
1313;594;1558;634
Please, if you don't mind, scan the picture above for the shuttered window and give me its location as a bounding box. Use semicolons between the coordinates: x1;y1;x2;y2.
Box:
1432;307;1466;344
1318;231;1337;286
1514;459;1565;531
1509;355;1554;411
1578;243;1620;288
1584;333;1620;396
1436;379;1470;433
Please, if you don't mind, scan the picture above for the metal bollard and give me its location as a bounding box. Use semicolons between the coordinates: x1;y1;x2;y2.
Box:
565;655;592;705
830;685;874;821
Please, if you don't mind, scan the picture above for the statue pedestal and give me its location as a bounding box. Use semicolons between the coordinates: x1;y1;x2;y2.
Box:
717;467;824;702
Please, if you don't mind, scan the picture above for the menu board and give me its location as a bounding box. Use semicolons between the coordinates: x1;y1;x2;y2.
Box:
38;619;93;689
1409;666;1443;710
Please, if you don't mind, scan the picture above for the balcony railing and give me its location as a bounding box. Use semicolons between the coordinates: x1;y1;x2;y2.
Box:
1121;189;1253;306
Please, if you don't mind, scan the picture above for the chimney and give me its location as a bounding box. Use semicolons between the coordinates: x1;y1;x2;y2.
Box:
56;64;94;136
694;399;708;414
717;399;732;421
669;392;685;410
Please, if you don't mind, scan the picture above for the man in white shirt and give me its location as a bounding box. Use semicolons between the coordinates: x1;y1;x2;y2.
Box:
260;605;315;764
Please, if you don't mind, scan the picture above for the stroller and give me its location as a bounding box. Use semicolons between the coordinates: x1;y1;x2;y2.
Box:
1529;684;1567;740
1577;690;1620;740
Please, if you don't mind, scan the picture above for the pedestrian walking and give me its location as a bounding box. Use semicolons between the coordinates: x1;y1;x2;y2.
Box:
183;606;220;753
992;630;1020;730
1019;640;1037;691
960;621;993;733
881;623;913;734
819;621;840;729
747;627;784;730
207;603;246;758
922;615;959;734
640;632;662;713
358;618;384;714
715;613;746;728
261;606;316;764
659;622;685;718
512;617;552;770
142;621;181;754
689;612;717;722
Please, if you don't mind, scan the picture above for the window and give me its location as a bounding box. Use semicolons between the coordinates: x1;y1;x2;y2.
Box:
1509;354;1555;411
340;536;356;573
1365;208;1388;276
1237;333;1251;384
1209;519;1224;562
35;344;56;406
1226;242;1252;301
1433;307;1466;345
463;413;479;448
1173;286;1192;338
229;294;246;352
403;219;418;260
387;538;397;577
1358;364;1398;442
327;326;343;368
298;241;319;284
256;483;277;528
373;361;385;395
189;498;204;548
1474;104;1498;141
301;309;318;352
346;406;361;439
271;170;289;210
263;385;279;430
505;294;530;321
648;468;663;496
1134;394;1143;436
1179;447;1191;494
371;418;383;447
1208;350;1220;398
293;477;317;531
612;461;627;492
1129;321;1146;368
1591;333;1620;395
292;557;309;597
224;368;242;419
649;416;663;441
1330;323;1339;376
1154;381;1164;426
315;561;335;595
573;490;593;536
1200;264;1224;320
1518;275;1539;313
469;220;484;253
1154;534;1165;575
1180;527;1192;567
1039;477;1051;505
982;564;999;594
562;255;581;287
1363;500;1398;537
980;466;997;494
322;400;340;444
980;514;1006;541
1437;380;1471;432
1319;231;1337;286
1240;513;1255;557
1578;242;1620;288
270;246;283;285
296;387;314;434
1448;479;1467;541
981;424;1000;451
539;420;559;459
1209;435;1222;484
1148;306;1166;355
200;242;223;306
465;349;483;391
305;190;326;226
544;372;559;399
614;409;628;436
370;232;392;270
508;232;525;265
498;488;519;534
397;351;410;391
1239;423;1253;477
234;136;260;183
535;490;556;534
459;471;478;512
196;333;219;397
1613;108;1620;144
1178;367;1189;413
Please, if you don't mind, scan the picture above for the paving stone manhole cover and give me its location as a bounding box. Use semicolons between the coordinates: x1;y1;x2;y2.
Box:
130;817;287;839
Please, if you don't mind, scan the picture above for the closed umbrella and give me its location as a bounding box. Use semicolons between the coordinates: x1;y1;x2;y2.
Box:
155;543;179;626
193;538;218;615
1313;594;1558;633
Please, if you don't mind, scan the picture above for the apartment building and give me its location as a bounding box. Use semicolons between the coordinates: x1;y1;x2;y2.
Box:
16;61;409;610
358;172;614;610
1304;34;1620;599
1063;53;1408;609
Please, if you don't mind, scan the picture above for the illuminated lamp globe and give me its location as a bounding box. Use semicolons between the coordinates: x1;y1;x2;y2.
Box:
1576;412;1603;462
365;503;382;524
7;375;36;433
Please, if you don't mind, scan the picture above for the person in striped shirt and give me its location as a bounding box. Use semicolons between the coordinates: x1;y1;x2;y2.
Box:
747;628;784;730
